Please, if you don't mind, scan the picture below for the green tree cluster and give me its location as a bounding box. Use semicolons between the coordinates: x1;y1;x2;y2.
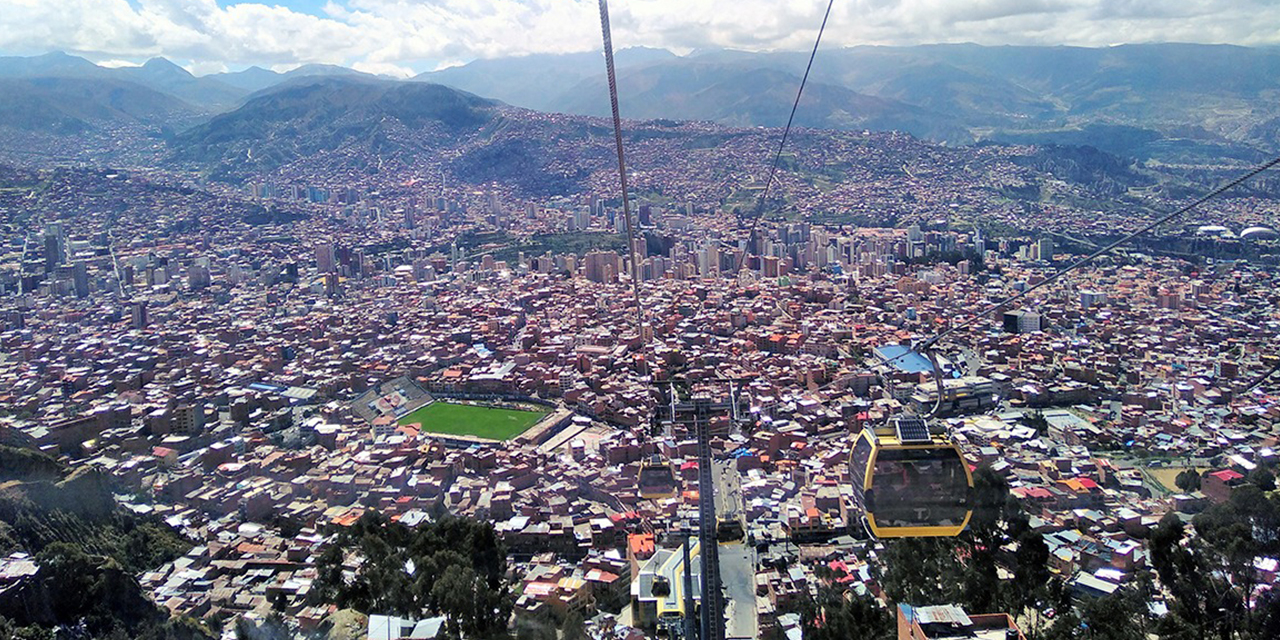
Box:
1039;580;1155;640
1038;484;1280;640
0;464;190;574
0;445;200;639
870;466;1280;640
0;543;214;639
798;580;893;640
1150;484;1280;640
312;511;513;638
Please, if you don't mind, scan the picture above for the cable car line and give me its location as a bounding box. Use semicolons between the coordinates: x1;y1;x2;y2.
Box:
1247;360;1280;393
598;1;1279;549
735;0;835;274
597;0;646;359
756;151;1280;413
912;153;1280;356
856;154;1280;535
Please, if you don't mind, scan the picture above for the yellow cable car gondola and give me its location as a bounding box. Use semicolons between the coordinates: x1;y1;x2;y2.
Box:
849;416;973;538
638;453;679;500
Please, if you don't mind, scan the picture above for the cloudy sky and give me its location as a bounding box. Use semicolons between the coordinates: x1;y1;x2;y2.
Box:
1;0;1278;76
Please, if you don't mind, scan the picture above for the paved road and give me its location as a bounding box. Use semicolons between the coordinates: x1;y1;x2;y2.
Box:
715;460;743;520
719;543;757;639
962;348;981;377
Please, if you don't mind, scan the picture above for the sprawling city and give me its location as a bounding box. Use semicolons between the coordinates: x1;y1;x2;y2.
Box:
1;3;1280;640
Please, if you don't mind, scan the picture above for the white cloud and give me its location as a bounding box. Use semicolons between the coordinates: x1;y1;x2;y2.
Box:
186;59;228;75
351;60;415;78
0;0;1278;72
95;59;143;68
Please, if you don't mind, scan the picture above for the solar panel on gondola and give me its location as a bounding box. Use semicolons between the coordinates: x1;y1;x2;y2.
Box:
894;416;931;443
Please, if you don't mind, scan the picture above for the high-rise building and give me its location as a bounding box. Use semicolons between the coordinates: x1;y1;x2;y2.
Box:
44;223;65;273
131;300;149;330
700;244;720;276
1037;237;1054;262
1079;290;1107;308
1002;310;1042;334
583;250;621;283
188;264;211;290
72;261;88;298
171;401;206;435
316;243;336;273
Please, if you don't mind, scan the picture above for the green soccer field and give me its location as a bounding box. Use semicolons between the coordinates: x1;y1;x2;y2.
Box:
397;401;548;441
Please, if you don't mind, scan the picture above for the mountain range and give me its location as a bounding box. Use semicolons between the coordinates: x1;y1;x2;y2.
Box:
418;43;1280;159
0;51;387;120
1;44;1279;164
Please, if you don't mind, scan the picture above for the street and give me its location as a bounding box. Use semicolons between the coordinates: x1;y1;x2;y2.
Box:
719;543;758;640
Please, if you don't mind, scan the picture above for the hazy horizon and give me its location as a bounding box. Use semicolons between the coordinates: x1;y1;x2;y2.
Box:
1;0;1278;77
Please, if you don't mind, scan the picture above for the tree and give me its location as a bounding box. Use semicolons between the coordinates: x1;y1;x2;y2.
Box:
799;582;893;640
1011;525;1052;613
1040;587;1151;640
432;564;480;637
138;616;216;640
561;609;587;640
1024;410;1050;436
513;617;556;640
1254;588;1280;640
1250;468;1276;492
1077;589;1149;640
1150;511;1244;640
878;538;966;606
1175;469;1201;493
234;613;290;640
313;512;513;638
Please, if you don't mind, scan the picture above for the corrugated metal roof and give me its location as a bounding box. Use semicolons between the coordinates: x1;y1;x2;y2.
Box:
916;604;973;626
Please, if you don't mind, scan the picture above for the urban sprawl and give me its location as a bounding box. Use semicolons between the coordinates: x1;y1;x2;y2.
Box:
1;128;1279;640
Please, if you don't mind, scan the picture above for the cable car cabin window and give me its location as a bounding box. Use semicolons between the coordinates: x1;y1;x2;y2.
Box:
870;448;970;529
850;434;874;500
640;467;674;488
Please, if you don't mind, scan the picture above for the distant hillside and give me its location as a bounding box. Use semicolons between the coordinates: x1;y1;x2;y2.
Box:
417;47;675;112
0;51;106;78
160;71;1178;208
421;43;1280;161
169;77;500;180
551;63;970;143
0;76;200;133
211;65;283;92
4;44;1279;162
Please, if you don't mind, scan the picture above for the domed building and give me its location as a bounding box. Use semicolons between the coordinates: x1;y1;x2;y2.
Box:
1196;225;1234;237
1240;226;1279;240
